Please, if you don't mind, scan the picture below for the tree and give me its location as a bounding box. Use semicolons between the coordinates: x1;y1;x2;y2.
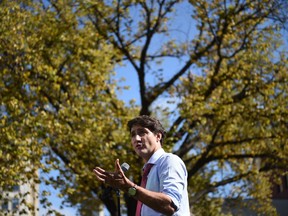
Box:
0;0;137;215
1;0;287;215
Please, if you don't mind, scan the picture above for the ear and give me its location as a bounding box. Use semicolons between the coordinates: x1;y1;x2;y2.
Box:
156;133;162;142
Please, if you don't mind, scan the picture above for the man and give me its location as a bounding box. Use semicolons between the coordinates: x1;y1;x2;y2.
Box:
93;115;190;215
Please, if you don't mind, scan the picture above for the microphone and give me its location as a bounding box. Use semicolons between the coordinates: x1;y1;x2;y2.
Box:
121;162;130;173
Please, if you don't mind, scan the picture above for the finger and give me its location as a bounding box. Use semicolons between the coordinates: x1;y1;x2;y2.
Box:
115;160;126;178
114;159;120;172
93;172;105;182
94;166;106;172
93;167;106;175
93;167;107;182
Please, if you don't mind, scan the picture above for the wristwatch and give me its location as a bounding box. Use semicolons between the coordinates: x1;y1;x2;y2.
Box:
128;185;137;196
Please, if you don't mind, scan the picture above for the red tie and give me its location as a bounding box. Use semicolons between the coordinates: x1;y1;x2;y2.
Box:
135;163;154;216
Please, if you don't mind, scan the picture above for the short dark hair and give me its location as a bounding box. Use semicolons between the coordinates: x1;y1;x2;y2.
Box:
127;115;166;145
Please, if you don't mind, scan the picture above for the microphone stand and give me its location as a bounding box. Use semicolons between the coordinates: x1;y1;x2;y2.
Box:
116;162;130;216
106;163;129;216
115;189;121;216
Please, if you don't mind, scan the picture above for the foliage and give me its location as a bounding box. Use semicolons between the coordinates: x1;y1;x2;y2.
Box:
0;0;137;214
1;0;287;216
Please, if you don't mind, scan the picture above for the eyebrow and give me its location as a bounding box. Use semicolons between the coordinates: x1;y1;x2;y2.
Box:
130;128;148;134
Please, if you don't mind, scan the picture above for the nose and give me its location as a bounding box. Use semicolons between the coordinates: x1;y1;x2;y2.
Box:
132;134;142;142
132;134;141;144
135;134;142;140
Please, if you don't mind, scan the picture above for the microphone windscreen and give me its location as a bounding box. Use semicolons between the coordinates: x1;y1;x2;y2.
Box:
121;162;130;173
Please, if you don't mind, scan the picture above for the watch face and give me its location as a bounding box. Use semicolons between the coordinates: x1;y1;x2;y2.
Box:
129;187;136;196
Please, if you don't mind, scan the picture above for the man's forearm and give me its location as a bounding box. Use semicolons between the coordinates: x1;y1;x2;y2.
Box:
133;184;176;215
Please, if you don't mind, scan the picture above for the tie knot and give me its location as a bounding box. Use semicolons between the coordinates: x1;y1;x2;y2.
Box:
143;163;154;177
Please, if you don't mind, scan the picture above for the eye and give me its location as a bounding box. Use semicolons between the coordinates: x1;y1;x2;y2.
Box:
137;128;149;136
131;129;147;137
138;130;146;136
131;131;136;137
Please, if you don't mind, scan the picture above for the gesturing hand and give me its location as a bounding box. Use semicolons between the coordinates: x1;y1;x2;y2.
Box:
93;159;133;191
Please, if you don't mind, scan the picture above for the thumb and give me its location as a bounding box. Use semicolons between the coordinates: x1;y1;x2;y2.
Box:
115;159;121;172
115;159;126;177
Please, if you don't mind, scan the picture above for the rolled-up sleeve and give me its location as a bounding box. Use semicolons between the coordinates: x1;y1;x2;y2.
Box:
159;154;188;210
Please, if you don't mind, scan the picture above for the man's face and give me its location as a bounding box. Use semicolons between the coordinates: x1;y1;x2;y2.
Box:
130;125;162;162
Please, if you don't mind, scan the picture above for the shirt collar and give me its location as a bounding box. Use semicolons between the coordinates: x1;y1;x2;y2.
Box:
146;148;165;165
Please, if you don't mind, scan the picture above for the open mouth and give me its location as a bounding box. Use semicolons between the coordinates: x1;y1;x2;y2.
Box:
136;142;144;149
